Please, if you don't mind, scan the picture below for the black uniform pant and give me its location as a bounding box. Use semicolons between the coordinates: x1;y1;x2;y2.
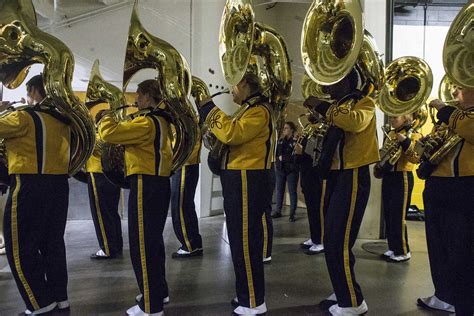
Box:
382;171;413;256
128;174;170;314
3;174;69;312
171;164;202;252
262;165;275;259
300;167;325;244
87;172;122;256
221;169;271;308
323;166;370;308
424;176;474;315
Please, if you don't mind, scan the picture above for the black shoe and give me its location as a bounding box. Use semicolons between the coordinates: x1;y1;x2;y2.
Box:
230;298;239;308
171;248;203;258
271;212;282;218
289;216;296;222
319;299;337;310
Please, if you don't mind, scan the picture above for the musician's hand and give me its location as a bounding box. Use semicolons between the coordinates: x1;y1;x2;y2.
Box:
429;99;446;111
396;133;407;142
278;155;283;161
0;101;11;112
95;109;110;124
294;143;303;155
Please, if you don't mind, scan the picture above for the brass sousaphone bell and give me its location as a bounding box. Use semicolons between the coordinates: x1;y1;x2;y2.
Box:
100;0;198;186
378;56;433;117
123;1;198;172
443;1;474;89
301;0;364;85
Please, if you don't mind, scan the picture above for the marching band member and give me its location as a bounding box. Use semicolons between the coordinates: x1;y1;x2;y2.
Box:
198;73;276;316
305;68;379;315
0;75;71;314
98;79;172;316
272;122;299;222
170;135;204;258
375;114;421;263
417;87;474;316
86;117;123;260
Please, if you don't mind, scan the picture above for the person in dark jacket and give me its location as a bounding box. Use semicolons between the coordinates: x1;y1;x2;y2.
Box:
272;121;299;221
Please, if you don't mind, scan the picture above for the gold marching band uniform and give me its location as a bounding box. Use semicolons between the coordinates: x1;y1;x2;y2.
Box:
380;128;422;260
0;89;72;313
312;92;379;312
199;92;276;315
420;105;474;314
98;105;173;315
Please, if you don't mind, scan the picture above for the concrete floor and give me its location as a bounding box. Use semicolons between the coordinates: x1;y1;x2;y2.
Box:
0;208;450;316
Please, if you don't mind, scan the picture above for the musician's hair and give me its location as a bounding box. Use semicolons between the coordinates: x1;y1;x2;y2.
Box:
242;73;262;95
26;74;46;99
285;121;297;132
137;79;163;103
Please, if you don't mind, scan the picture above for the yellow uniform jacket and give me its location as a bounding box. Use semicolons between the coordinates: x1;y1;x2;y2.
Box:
98;112;172;177
431;106;474;177
204;95;276;170
322;96;380;170
184;130;202;166
385;128;422;172
85;133;103;173
0;106;71;175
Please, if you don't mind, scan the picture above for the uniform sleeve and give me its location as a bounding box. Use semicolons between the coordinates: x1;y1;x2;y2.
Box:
0;111;29;139
326;97;376;133
205;106;269;146
98;115;152;145
448;109;474;144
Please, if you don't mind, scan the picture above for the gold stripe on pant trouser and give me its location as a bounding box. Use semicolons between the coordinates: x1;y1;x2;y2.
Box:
320;180;327;242
137;175;151;313
179;166;193;252
11;175;40;310
90;173;110;256
241;170;256;307
402;172;408;255
262;213;268;258
343;169;358;307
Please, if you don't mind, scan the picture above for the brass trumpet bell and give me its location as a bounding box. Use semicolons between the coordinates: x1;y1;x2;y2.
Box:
219;0;255;85
443;1;474;88
378;56;433;117
301;0;364;85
